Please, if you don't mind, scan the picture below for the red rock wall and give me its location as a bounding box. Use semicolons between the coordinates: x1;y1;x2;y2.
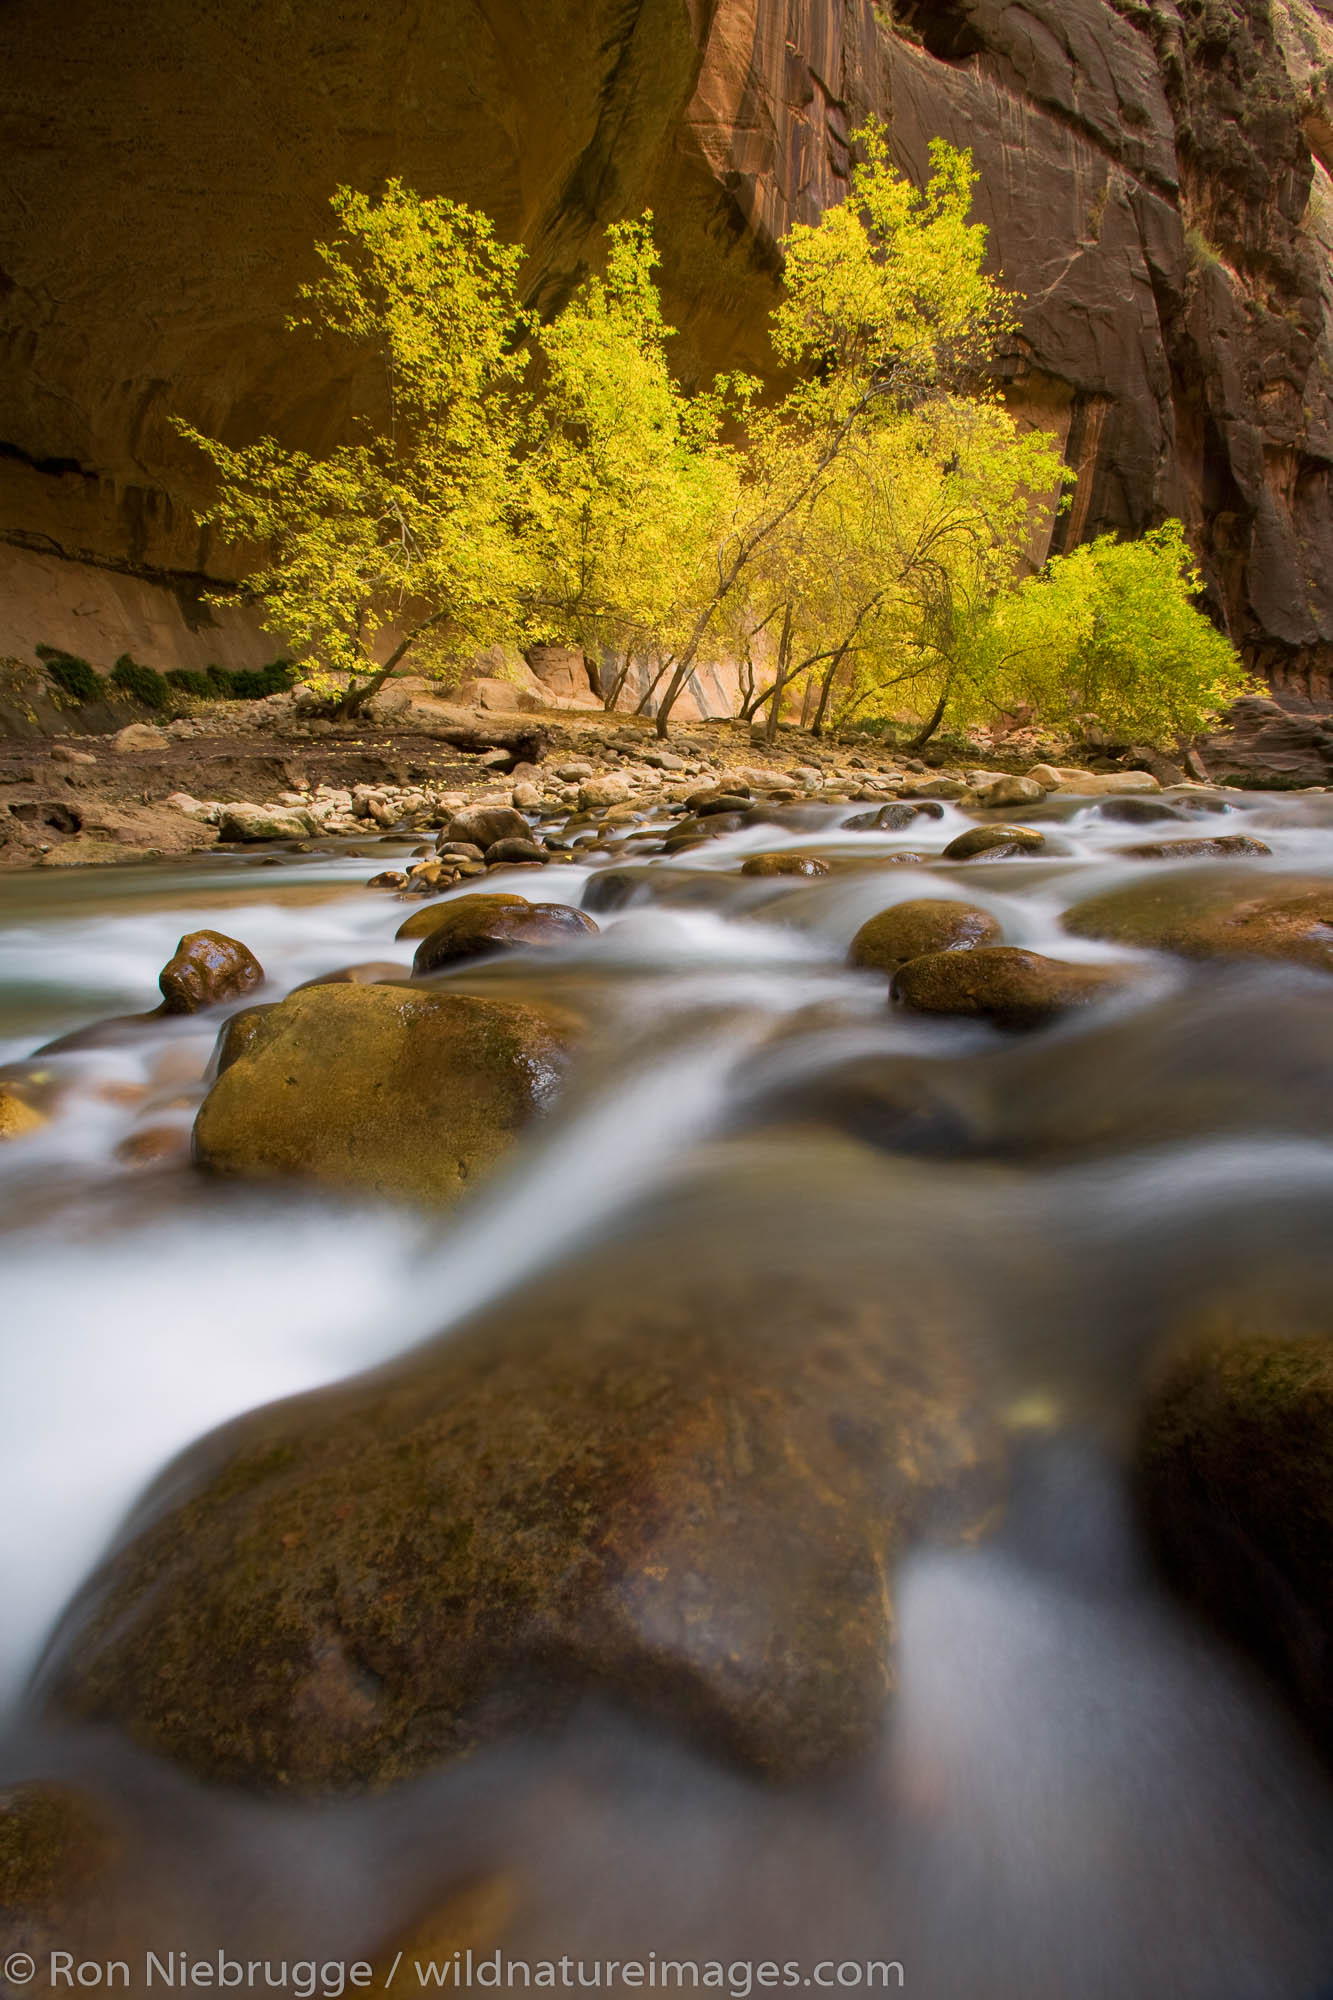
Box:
2;0;1332;699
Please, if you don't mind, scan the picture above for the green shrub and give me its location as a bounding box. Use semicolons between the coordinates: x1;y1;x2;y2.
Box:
110;653;171;710
166;658;296;702
165;668;216;698
230;658;296;699
35;645;103;702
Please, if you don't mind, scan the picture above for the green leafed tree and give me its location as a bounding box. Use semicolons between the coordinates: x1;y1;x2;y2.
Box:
646;123;1019;734
178;182;534;714
517;217;742;711
932;521;1255;745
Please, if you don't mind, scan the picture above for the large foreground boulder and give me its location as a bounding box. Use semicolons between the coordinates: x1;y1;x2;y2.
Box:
1064;870;1333;972
193;982;579;1203
1138;1332;1333;1757
41;1148;1007;1793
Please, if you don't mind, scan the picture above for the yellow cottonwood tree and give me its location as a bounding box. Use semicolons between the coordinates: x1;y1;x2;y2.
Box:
179;182;533;714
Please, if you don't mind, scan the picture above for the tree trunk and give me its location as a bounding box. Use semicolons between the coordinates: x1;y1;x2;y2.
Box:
764;602;796;746
810;644;850;738
907;685;950;751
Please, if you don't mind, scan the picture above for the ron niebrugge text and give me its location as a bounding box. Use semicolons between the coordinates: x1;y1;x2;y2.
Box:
26;1951;905;1996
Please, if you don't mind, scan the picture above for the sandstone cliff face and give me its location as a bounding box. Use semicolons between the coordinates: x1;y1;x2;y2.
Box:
1;0;1331;698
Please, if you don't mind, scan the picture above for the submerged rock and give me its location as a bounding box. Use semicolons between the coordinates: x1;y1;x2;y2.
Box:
193;983;579;1203
294;960;408;990
841;803;923;832
411;897;598;974
943;825;1047;861
42;1153;1006;1793
156;930;264;1014
892;947;1135;1031
1138;1332;1333;1758
1114;835;1271;861
1064;870;1333;972
849;899;1002;975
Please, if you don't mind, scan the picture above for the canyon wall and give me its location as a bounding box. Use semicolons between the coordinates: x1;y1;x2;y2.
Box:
2;0;1332;699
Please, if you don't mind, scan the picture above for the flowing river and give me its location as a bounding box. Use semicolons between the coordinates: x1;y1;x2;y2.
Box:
4;786;1333;1998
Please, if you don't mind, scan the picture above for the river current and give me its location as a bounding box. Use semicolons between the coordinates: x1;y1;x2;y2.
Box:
4;787;1333;1998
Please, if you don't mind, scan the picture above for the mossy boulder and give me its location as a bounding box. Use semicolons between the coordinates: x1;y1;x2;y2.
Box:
1138;1333;1333;1756
0;1782;119;1955
1063;869;1333;971
157;930;264;1014
43;1151;1007;1793
892;947;1135;1031
849;899;1002;974
193;982;579;1203
740;853;832;877
411;896;597;975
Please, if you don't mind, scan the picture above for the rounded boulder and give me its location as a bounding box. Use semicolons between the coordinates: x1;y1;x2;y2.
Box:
849;899;1002;975
193;982;580;1203
411;897;597;975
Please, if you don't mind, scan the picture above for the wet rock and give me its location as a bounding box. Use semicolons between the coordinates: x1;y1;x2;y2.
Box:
1138;1332;1333;1758
1115;834;1271;860
411;897;598;974
395;894;527;942
484;837;550;866
435;838;486;862
44;1152;1005;1791
1064;870;1333;972
943;824;1047;860
850;899;1003;975
367;870;410;891
193;983;579;1204
892;947;1135;1031
684;784;748;808
217;803;313;842
740;853;832;877
976;774;1045;808
1095;797;1185;825
294;961;409;989
208;1003;277;1075
446;807;530;850
842;803;923;832
156;930;264;1014
0;1086;47;1141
